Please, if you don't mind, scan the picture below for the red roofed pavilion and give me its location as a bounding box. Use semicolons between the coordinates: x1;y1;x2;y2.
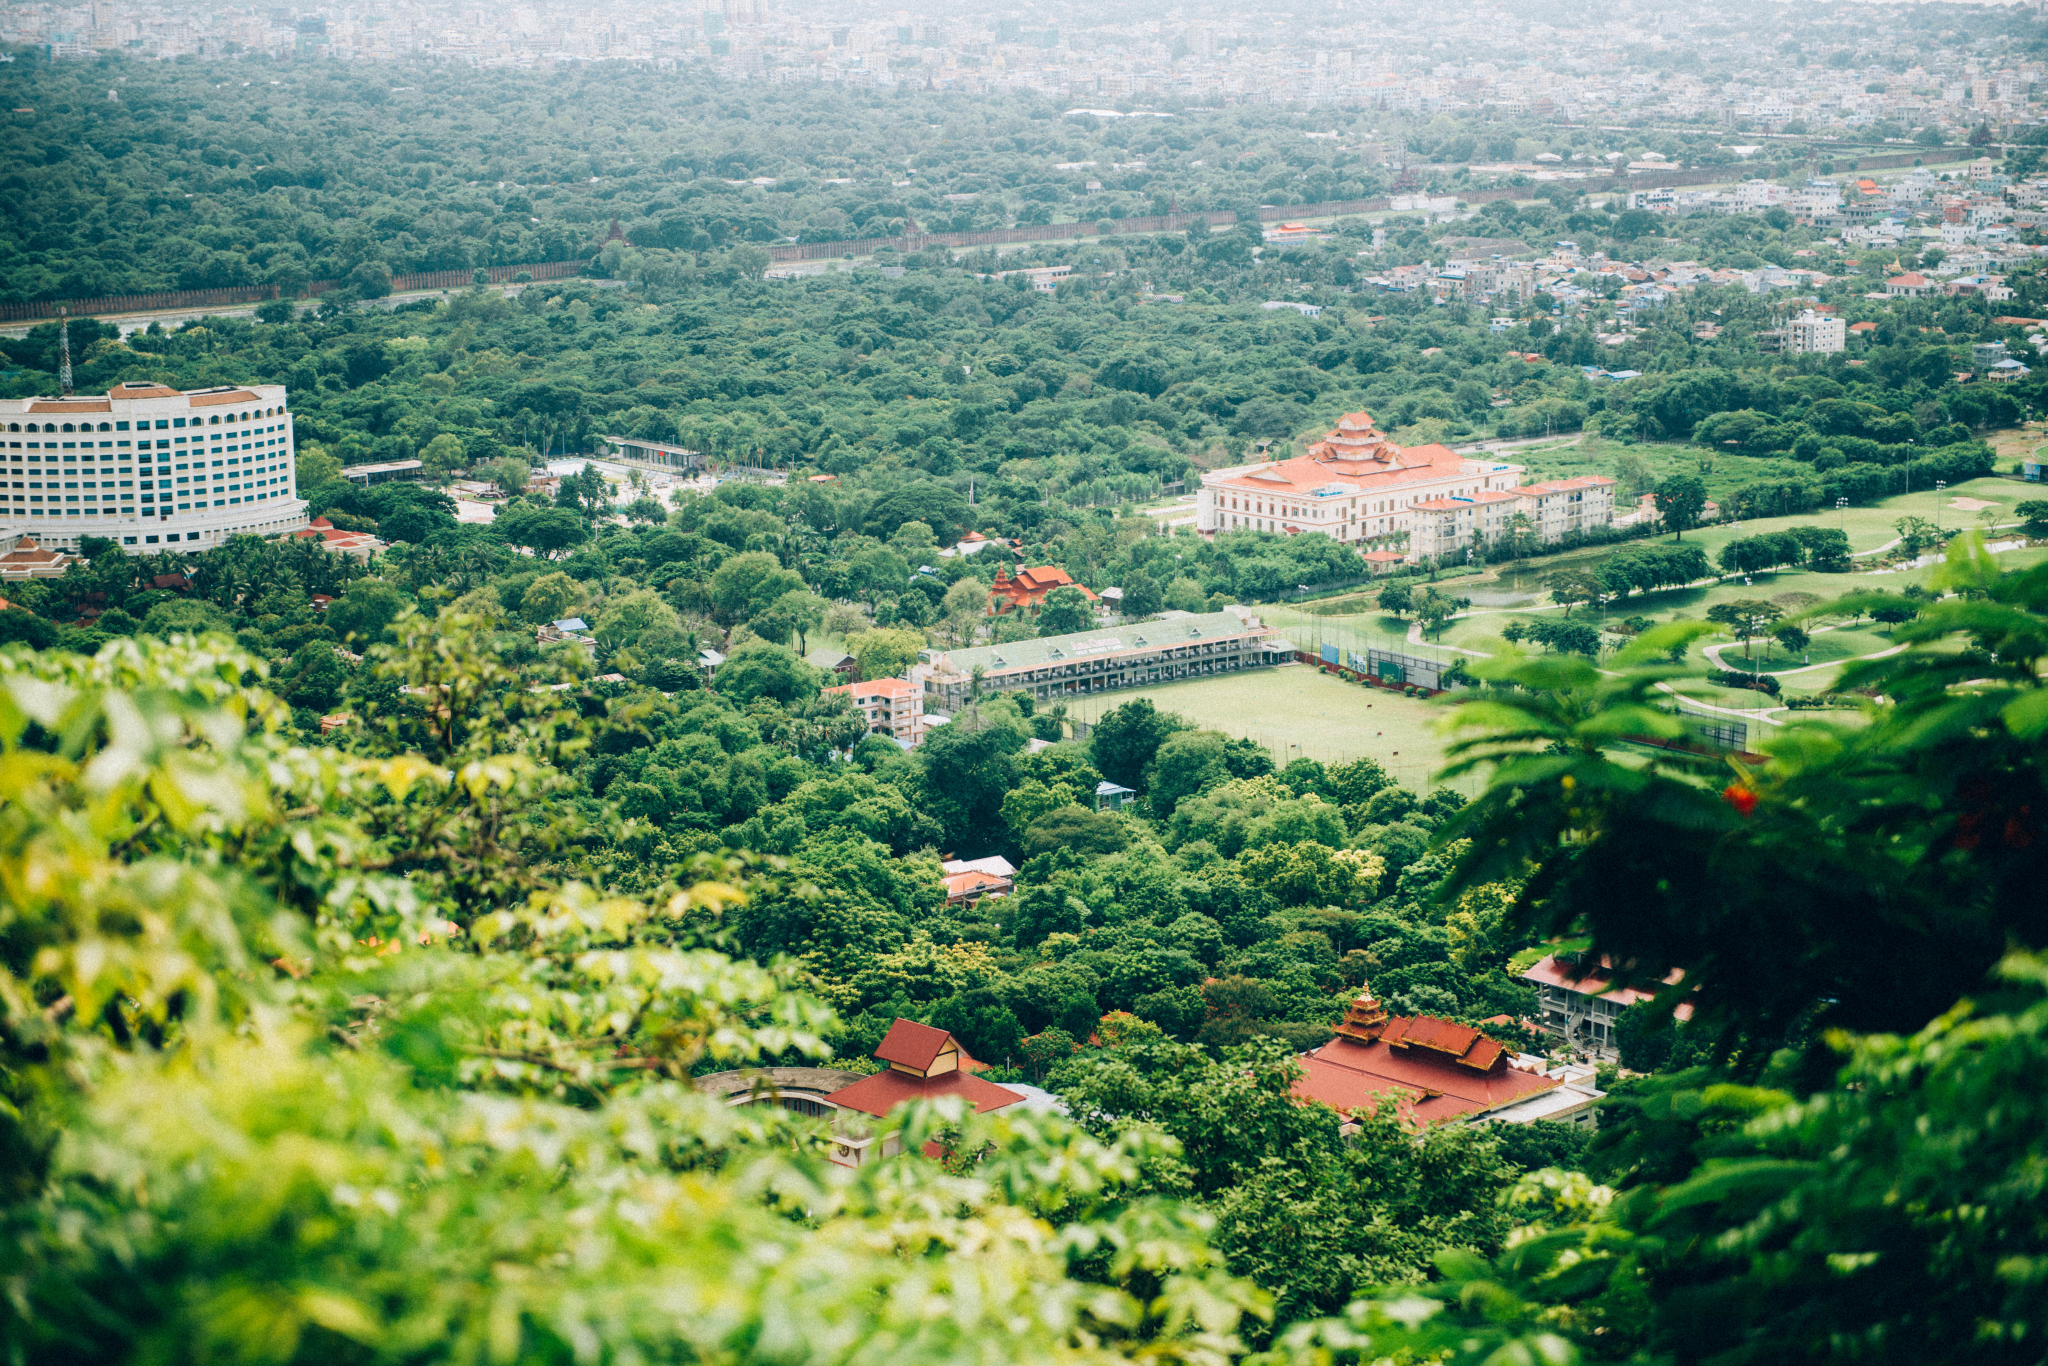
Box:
1293;986;1566;1127
823;1019;1028;1166
988;565;1098;616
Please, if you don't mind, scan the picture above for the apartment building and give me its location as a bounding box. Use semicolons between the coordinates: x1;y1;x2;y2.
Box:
1784;309;1847;355
1408;475;1618;562
823;677;928;747
0;381;305;556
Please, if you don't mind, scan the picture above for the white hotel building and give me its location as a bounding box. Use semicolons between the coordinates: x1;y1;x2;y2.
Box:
1197;411;1614;563
0;381;306;555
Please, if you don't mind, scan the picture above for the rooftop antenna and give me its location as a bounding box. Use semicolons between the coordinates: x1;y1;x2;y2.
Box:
57;307;73;396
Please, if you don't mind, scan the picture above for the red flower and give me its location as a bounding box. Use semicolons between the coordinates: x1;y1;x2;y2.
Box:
1723;785;1758;817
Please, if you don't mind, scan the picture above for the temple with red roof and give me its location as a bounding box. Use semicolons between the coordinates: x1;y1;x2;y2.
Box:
1293;985;1600;1129
987;565;1099;616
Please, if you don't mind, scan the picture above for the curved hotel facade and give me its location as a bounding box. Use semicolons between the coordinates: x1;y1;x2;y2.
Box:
0;381;307;554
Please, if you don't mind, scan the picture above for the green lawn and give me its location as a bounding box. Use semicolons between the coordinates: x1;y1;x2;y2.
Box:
1065;664;1474;795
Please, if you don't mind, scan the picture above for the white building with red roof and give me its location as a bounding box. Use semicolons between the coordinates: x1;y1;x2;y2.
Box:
1196;411;1528;561
1410;475;1618;562
1200;412;1615;564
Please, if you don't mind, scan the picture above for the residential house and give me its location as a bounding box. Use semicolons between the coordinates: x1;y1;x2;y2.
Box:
291;517;385;562
823;676;928;746
1293;986;1603;1129
1095;780;1137;810
804;646;860;682
537;616;595;650
1884;271;1936;298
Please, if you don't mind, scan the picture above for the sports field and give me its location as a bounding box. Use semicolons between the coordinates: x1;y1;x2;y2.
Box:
1063;663;1474;795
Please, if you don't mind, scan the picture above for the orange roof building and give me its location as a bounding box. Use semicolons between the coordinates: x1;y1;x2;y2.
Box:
822;676;928;748
1198;411;1618;564
988;565;1099;615
1292;985;1598;1128
822;1019;1034;1167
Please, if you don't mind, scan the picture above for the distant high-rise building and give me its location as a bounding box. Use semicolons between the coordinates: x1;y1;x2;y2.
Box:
0;382;306;557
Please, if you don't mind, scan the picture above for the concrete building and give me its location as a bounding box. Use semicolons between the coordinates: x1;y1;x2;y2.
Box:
1521;953;1692;1061
920;610;1286;711
0;382;304;556
1408;475;1618;562
1197;411;1529;561
824;676;928;746
1784;309;1847;355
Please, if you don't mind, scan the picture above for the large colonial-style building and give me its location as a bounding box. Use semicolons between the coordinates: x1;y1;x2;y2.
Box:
1197;412;1615;564
0;382;305;555
918;609;1288;711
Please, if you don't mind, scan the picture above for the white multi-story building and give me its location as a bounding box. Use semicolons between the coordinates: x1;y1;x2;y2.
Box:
1409;476;1618;562
1784;309;1847;355
1198;412;1528;560
1199;412;1612;564
0;381;306;555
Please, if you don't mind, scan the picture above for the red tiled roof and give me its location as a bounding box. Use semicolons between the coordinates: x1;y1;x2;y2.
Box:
873;1018;954;1071
824;1067;1025;1118
1294;1027;1558;1125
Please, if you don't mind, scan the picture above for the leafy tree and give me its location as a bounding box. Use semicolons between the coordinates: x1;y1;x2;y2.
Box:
1119;570;1165;618
847;626;928;681
519;571;583;624
709;551;807;626
1038;585;1096;637
715;640;821;704
1090;698;1188;791
1657;474;1709;540
1021;803;1128;859
1147;730;1232;817
495;503;589;559
1705;598;1783;662
1375;581;1413;617
325;577;408;644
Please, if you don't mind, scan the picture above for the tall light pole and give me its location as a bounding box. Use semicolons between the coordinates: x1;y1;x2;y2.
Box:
1837;495;1848;534
1936;479;1947;534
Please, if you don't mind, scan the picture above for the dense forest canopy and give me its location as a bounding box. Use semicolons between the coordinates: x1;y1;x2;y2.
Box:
4;49;2048;1366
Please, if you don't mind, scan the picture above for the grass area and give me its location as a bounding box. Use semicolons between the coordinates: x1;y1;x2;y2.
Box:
1064;664;1472;795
